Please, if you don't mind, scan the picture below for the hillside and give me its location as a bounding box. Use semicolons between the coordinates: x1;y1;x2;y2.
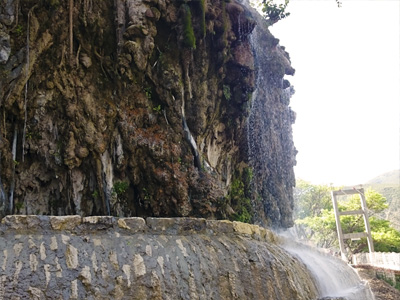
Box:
367;170;400;186
365;170;400;230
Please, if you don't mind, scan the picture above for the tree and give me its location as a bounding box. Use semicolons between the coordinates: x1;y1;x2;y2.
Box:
294;179;333;219
295;182;400;254
260;0;342;26
261;0;290;26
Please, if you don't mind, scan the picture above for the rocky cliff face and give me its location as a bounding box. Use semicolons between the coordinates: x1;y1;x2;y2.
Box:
0;0;296;227
0;215;318;299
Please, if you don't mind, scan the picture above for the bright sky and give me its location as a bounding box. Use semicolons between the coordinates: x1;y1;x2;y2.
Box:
268;0;400;186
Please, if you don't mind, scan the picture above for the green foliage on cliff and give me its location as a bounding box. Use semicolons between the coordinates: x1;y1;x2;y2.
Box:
223;85;231;100
112;181;129;197
230;167;253;223
182;4;196;49
295;180;400;253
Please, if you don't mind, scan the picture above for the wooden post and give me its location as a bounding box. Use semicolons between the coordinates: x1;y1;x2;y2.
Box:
359;190;374;253
331;191;347;260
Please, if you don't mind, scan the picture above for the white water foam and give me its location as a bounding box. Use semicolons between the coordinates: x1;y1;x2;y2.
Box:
279;231;375;300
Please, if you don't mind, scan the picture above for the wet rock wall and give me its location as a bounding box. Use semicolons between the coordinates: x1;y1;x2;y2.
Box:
0;0;296;227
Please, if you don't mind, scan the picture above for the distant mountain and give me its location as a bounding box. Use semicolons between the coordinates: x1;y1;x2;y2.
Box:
366;169;400;185
364;170;400;231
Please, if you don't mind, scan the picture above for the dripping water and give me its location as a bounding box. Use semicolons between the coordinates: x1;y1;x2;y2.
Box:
246;9;274;224
237;13;242;41
178;87;201;169
0;151;7;214
9;127;18;214
100;150;113;215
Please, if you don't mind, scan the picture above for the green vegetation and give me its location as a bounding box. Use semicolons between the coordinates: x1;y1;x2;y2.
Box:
261;0;290;26
182;4;196;49
112;181;129;197
377;272;400;291
152;105;162;114
15;202;24;213
15;24;24;36
294;180;400;253
229;167;253;223
47;0;60;8
144;87;152;100
92;190;99;199
223;85;231;100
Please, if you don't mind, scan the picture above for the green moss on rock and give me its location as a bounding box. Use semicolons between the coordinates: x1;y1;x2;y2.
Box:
182;4;196;49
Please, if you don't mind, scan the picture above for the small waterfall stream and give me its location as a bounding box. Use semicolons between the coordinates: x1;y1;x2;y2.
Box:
279;232;375;300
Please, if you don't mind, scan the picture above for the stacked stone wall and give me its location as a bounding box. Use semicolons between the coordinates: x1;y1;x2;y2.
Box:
0;215;318;299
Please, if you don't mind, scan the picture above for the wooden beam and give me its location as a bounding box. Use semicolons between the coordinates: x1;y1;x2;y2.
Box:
343;232;368;240
332;188;364;196
360;191;375;252
339;209;364;216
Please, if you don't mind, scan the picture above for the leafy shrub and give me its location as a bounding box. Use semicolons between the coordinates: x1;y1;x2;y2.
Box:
112;181;129;196
223;85;231;100
229;168;254;223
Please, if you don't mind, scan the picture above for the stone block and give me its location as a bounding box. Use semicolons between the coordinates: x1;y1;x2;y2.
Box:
1;215;51;231
232;221;254;236
83;216;116;225
206;220;234;234
117;218;146;233
81;216;116;231
146;217;206;235
50;215;82;231
250;225;261;240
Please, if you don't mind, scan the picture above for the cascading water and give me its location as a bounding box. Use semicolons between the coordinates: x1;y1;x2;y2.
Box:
100;150;113;215
242;1;375;298
245;0;297;228
279;231;375;300
9;127;17;214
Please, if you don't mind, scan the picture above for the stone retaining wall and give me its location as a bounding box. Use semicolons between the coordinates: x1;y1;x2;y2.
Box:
353;252;400;271
0;215;275;240
0;216;318;300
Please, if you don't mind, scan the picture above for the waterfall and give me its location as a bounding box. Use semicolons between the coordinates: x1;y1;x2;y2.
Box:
177;89;201;169
245;3;297;228
100;150;113;215
242;2;375;298
9;127;18;214
279;232;375;300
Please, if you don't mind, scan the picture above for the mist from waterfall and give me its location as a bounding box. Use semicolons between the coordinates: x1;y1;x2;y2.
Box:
279;231;375;300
